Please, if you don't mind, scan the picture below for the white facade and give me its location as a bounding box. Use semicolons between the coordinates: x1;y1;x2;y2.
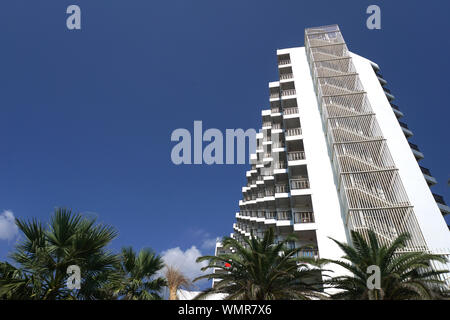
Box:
220;25;449;282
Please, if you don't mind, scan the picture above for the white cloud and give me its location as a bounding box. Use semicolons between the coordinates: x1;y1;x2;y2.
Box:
0;210;19;241
201;237;220;250
160;246;210;284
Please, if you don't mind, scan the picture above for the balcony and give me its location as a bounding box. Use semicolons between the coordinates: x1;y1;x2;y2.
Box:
399;121;408;129
290;179;310;190
275;184;289;194
272;123;282;130
271;107;281;113
296;248;319;258
409;142;424;159
288;151;306;161
276;210;292;221
278;59;291;66
265;188;275;197
284;107;299;115
270;93;280;99
433;193;450;216
281;89;296;97
391;104;404;118
286;128;302;137
293;211;315;224
421;167;437;185
399;121;413;137
420;166;431;176
280;73;294;80
272;141;285;149
434;194;446;205
265;211;277;219
274;161;287;170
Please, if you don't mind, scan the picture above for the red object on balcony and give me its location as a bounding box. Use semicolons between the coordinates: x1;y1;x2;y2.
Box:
224;262;231;268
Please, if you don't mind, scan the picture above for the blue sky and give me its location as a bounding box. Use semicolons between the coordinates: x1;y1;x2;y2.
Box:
0;0;449;277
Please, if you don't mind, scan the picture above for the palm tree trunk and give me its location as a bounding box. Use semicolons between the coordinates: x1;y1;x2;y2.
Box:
169;285;178;300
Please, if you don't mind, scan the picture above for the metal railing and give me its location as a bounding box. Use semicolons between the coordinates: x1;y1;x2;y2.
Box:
271;107;281;113
305;24;427;251
281;89;296;96
288;151;306;161
272;141;285;148
280;73;293;80
286;128;302;136
294;211;315;224
277;210;292;220
274;161;287;169
278;59;291;65
275;184;289;193
265;211;277;219
284;107;299;115
290;179;310;190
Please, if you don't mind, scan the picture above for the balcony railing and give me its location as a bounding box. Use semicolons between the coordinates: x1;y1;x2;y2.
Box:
262;122;271;127
290;179;310;190
294;211;315;224
271;107;281;113
391;104;400;111
272;142;285;148
280;73;294;80
399;121;409;129
278;59;291;66
296;248;319;258
275;184;289;193
409;142;420;151
286;128;302;136
257;211;265;218
264;153;271;158
288;151;306;161
281;89;296;96
420;166;432;176
274;161;287;169
265;188;275;196
277;210;292;220
270;93;280;99
433;193;447;205
284;107;299;115
272;123;282;129
265;211;277;219
383;88;392;94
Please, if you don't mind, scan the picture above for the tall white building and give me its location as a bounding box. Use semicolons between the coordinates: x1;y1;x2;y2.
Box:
216;25;449;284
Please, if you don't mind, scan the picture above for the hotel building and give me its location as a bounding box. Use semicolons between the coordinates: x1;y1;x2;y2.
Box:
215;25;449;285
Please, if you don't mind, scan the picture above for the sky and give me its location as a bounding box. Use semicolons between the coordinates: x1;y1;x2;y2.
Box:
0;1;449;282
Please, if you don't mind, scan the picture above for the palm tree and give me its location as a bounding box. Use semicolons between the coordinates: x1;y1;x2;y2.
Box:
326;230;449;300
194;228;326;300
113;247;166;300
0;208;118;299
165;266;192;300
